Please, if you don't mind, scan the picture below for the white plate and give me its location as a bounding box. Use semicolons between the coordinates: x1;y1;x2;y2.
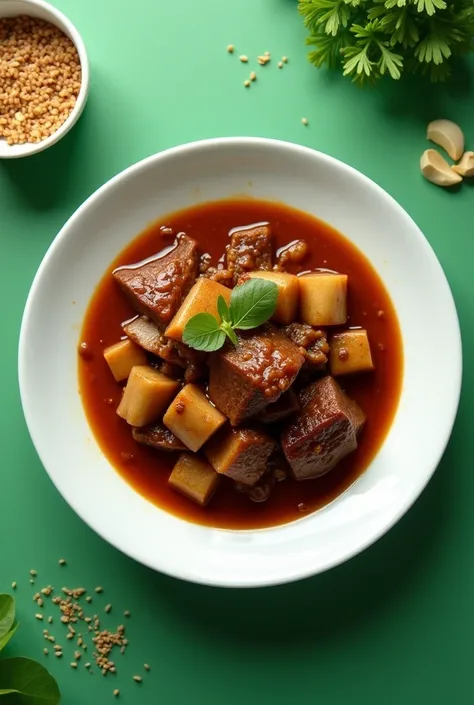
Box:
19;138;462;587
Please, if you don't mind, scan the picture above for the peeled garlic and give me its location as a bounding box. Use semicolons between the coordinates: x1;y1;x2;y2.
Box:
452;151;474;177
420;149;463;187
427;119;464;161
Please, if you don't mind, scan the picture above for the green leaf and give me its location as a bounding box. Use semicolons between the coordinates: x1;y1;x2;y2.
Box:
0;596;15;641
182;313;226;352
0;657;60;704
376;41;404;77
230;278;278;330
0;623;19;653
412;0;446;16
220;320;239;346
217;295;231;323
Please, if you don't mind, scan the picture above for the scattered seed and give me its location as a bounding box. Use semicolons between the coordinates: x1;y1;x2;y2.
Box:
35;613;44;621
133;676;142;683
41;586;53;596
250;71;257;81
257;55;270;66
30;579;35;585
278;61;283;69
227;44;234;53
239;55;248;63
124;611;130;618
120;646;125;655
244;80;250;87
48;616;53;624
95;587;103;594
86;596;92;603
302;117;308;126
11;582;17;590
71;662;78;669
264;51;270;57
144;663;150;671
67;633;74;640
30;570;37;577
43;648;48;655
114;690;120;697
282;56;288;63
33;592;41;601
85;662;91;669
75;651;82;660
48;636;56;643
55;651;63;658
59;559;66;566
37;598;44;608
54;645;62;651
105;604;111;614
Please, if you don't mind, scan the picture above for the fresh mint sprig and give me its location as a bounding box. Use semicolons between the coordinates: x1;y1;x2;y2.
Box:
182;278;278;352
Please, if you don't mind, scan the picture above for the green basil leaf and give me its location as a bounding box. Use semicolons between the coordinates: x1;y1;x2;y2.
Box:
220;320;239;346
182;313;226;352
0;657;60;704
0;596;15;640
0;623;19;653
217;295;231;323
230;278;278;330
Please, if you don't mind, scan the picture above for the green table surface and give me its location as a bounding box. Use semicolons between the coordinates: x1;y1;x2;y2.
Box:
1;1;473;703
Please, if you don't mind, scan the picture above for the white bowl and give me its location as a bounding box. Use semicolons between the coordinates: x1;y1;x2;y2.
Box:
19;138;462;587
0;0;89;159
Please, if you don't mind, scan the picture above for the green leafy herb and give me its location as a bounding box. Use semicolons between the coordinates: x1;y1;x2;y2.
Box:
298;0;474;84
182;278;278;352
0;596;60;705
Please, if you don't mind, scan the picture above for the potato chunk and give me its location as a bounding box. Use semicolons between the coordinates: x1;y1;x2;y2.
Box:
329;329;374;376
103;339;147;382
163;384;226;452
165;277;231;342
299;273;347;326
248;271;299;324
205;427;275;486
169;453;220;506
117;366;179;427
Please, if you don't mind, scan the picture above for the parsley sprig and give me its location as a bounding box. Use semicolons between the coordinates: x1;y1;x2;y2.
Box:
298;0;474;84
182;278;278;352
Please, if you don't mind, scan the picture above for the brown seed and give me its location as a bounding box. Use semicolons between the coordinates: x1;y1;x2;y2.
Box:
35;613;44;620
105;604;111;613
227;44;234;53
239;55;248;63
250;71;257;81
94;587;103;593
59;559;66;565
133;676;142;683
33;593;41;602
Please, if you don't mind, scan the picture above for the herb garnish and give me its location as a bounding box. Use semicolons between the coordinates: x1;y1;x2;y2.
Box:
0;594;60;704
298;0;474;84
183;278;278;352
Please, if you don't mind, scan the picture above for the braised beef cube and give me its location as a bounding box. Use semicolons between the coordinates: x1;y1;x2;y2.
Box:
281;376;366;481
208;324;305;426
258;389;300;424
132;423;187;452
282;323;329;370
226;223;273;283
124;315;205;381
113;234;198;327
205;427;275;486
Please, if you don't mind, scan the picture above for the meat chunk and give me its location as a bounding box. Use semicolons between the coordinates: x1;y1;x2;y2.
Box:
123;315;205;381
281;376;366;481
208;324;305;425
205;427;275;486
113;234;199;327
258;389;300;424
132;423;187;452
226;223;273;283
282;323;329;370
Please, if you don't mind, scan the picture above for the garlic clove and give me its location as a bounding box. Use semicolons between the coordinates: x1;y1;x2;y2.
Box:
420;149;463;187
452;151;474;177
427;119;465;161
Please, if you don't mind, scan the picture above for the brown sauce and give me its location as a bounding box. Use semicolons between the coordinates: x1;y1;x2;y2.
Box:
78;198;403;530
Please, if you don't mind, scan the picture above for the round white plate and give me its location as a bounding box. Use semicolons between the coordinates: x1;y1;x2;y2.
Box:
19;138;462;587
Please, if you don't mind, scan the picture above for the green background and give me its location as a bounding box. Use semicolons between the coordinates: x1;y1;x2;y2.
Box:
1;0;473;703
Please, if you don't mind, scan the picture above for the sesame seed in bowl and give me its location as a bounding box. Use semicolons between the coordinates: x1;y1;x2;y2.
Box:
0;0;89;159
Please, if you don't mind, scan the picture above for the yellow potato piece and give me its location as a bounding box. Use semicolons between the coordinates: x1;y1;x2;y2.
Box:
103;339;147;382
299;272;347;326
117;366;180;427
165;277;231;342
248;271;299;324
168;452;220;506
329;329;374;376
163;383;226;452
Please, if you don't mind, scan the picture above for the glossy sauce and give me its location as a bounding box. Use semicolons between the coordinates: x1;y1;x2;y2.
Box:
78;198;403;530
